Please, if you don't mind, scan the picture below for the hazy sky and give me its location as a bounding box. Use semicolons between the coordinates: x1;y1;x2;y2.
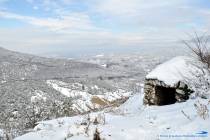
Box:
0;0;210;56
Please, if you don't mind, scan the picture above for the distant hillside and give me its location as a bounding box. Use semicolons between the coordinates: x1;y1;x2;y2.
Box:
0;47;130;137
0;47;163;139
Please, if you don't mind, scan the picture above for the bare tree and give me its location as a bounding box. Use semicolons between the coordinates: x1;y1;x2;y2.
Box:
183;32;210;68
24;103;45;128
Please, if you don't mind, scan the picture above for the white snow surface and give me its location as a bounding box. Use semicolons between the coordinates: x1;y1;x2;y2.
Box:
46;80;132;113
31;90;47;103
0;129;3;138
15;92;210;140
146;56;207;86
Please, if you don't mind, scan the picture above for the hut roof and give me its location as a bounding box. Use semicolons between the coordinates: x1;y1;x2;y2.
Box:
146;56;205;86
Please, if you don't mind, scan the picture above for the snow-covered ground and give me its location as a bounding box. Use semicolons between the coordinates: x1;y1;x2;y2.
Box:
0;55;206;140
15;91;210;140
14;56;210;140
46;80;132;113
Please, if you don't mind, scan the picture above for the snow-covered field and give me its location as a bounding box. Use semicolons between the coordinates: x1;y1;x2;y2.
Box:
15;92;210;140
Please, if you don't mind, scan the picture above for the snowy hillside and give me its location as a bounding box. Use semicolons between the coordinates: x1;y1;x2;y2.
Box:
13;56;210;140
0;47;161;138
47;80;132;113
1;47;209;140
15;92;210;140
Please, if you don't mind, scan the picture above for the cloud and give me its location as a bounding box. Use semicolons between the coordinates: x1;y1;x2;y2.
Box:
0;10;96;31
0;26;146;57
33;6;39;10
26;0;75;12
91;0;185;17
88;0;207;30
0;0;210;56
14;0;209;32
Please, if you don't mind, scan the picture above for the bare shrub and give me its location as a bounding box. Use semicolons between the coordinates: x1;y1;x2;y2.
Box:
194;101;209;120
181;110;191;121
93;128;102;140
79;113;106;137
183;32;210;69
84;114;91;136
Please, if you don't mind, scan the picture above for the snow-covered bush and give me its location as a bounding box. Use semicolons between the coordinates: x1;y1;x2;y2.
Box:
194;101;209;120
182;60;210;99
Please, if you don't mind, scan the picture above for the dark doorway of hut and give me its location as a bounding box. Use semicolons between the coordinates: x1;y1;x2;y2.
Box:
156;86;177;105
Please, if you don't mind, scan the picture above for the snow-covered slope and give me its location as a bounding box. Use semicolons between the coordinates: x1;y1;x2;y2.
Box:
15;92;210;140
1;47;161;138
47;80;132;113
14;56;210;140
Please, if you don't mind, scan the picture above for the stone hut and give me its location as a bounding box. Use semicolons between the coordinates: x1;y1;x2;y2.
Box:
144;79;193;105
143;56;197;106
